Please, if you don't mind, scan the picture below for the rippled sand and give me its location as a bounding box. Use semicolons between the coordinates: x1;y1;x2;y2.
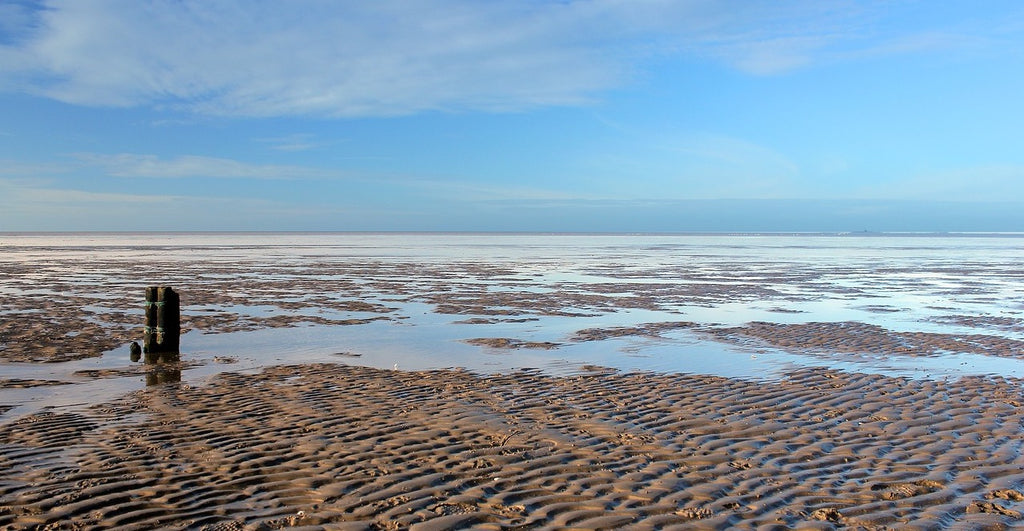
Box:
3;364;1024;529
3;233;1024;528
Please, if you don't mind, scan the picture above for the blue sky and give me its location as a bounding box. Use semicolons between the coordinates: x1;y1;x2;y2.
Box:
1;0;1023;232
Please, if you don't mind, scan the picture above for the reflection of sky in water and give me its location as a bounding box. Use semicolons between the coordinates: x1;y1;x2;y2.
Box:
3;233;1024;419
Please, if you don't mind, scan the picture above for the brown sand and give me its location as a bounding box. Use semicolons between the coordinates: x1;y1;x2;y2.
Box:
4;241;1024;528
710;321;1024;360
463;338;561;350
2;364;1023;529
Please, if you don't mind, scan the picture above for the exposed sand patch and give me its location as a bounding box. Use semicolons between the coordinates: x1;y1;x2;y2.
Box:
2;364;1023;529
571;321;698;342
929;314;1024;332
0;379;71;389
463;338;561;350
711;321;1024;359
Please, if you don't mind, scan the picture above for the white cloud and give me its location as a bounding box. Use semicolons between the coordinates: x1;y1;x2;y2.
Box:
0;0;1004;117
1;0;626;116
74;153;336;180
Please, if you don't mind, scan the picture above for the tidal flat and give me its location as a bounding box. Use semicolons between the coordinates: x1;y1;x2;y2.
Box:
2;232;1023;528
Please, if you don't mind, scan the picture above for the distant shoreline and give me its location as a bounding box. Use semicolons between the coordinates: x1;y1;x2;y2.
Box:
3;230;1024;237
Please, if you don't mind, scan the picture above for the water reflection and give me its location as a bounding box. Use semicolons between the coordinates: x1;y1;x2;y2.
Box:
144;351;180;364
146;366;182;386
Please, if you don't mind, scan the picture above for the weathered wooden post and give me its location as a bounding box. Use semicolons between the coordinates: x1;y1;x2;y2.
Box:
143;286;180;363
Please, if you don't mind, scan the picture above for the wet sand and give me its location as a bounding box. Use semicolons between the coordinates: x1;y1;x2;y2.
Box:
705;321;1024;361
4;233;1024;528
2;364;1024;529
3;233;1024;367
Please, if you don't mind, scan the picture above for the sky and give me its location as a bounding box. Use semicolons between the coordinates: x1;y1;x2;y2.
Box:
1;0;1023;232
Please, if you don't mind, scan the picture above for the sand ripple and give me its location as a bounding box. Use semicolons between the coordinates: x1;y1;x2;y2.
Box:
2;365;1023;529
713;321;1024;359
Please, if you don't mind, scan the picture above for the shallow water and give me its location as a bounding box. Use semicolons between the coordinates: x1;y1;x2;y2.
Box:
2;232;1024;419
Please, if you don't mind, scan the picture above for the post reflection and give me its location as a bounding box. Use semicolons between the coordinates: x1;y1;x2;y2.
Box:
145;367;182;386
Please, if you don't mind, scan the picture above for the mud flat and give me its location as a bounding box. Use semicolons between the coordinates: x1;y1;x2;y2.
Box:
2;363;1023;529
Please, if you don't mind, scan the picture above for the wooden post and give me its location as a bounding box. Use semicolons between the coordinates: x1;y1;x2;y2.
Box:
157;287;180;355
144;286;180;363
144;286;158;355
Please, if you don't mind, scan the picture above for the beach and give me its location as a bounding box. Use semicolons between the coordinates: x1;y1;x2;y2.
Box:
3;363;1023;529
2;233;1024;528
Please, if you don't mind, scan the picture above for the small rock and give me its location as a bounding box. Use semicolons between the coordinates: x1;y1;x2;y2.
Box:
129;341;142;362
809;507;845;523
967;501;1022;518
988;489;1024;502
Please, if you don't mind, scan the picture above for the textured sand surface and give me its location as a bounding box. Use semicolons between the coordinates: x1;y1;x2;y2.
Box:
4;234;1024;529
2;364;1023;529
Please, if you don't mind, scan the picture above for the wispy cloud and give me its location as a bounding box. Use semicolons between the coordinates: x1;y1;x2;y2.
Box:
672;133;799;180
404;177;602;203
1;1;1008;117
65;151;591;202
0;177;317;230
255;134;333;153
1;180;167;205
73;153;337;180
0;176;169;229
576;130;803;200
868;165;1024;202
0;1;623;116
0;159;71;177
0;2;43;46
